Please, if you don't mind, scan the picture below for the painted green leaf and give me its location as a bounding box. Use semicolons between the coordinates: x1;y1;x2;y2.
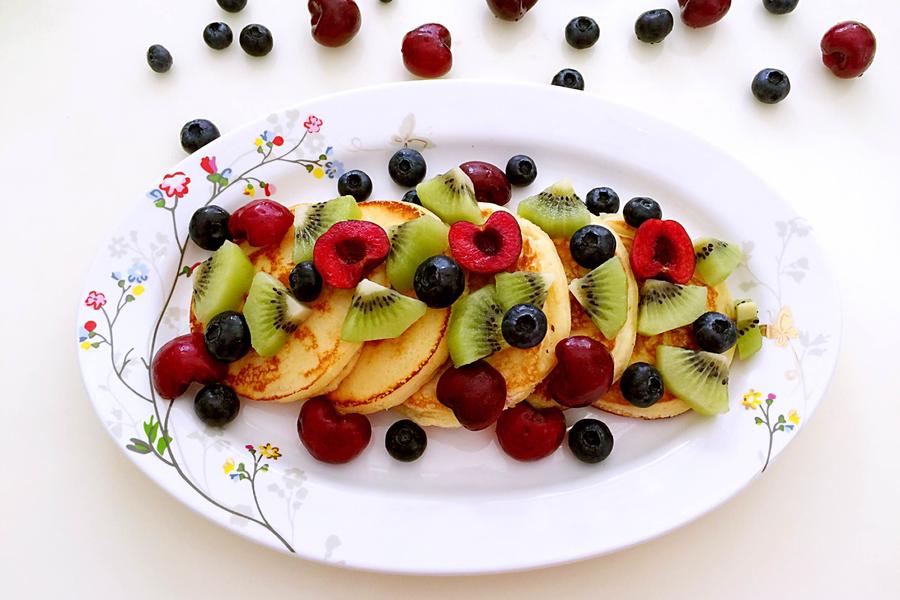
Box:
91;342;100;348
154;199;166;208
305;164;314;173
754;417;763;425
206;173;217;182
319;154;327;160
88;331;96;338
126;438;152;454
775;424;784;432
237;462;246;472
777;414;786;423
766;398;774;407
240;473;249;481
156;435;172;455
118;280;126;288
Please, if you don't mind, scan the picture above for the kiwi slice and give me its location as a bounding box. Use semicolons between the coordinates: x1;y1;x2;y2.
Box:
192;240;255;325
569;258;628;339
694;238;742;286
341;279;427;343
244;272;312;357
517;179;591;238
416;167;482;225
292;195;362;263
637;279;708;336
656;345;730;416
386;216;450;292
447;285;505;367
735;299;763;360
495;271;555;312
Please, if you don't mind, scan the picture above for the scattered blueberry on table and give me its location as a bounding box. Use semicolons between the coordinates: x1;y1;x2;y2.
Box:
751;68;791;104
217;0;247;13
146;44;172;73
634;9;674;44
239;24;274;57
388;148;427;187
505;155;537;187
763;0;799;15
203;22;233;50
338;170;373;202
180;119;220;153
565;16;600;50
551;68;584;90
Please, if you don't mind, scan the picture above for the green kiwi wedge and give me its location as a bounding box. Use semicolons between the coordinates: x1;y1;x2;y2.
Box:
656;345;730;416
416;167;482;225
292;195;362;263
735;299;763;359
517;179;591;238
569;258;628;338
693;238;742;286
243;272;312;357
192;240;255;325
386;216;450;292
637;279;708;336
341;279;427;343
447;285;505;367
494;271;555;312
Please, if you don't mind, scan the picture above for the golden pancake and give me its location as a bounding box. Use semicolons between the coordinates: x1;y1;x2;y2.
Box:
397;203;571;428
190;203;364;402
592;217;735;419
327;201;451;414
527;215;639;409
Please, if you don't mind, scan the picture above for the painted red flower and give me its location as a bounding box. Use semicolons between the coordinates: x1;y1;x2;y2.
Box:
84;320;97;332
85;291;107;310
200;156;217;174
304;115;323;134
272;135;284;146
159;172;192;199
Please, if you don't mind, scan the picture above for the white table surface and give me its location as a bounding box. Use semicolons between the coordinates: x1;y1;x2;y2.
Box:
2;0;899;597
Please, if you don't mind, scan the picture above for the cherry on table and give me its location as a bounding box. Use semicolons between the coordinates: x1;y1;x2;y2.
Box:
496;403;566;461
308;0;361;48
402;23;452;79
486;0;539;21
821;21;876;79
298;397;371;464
677;0;731;28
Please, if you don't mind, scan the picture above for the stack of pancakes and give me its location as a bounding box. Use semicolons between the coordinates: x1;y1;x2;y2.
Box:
190;199;734;425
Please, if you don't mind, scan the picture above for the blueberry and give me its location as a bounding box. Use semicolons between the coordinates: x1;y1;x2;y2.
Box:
337;170;373;202
194;383;241;427
565;16;600;50
567;419;613;464
693;312;738;354
189;205;231;250
763;0;799;15
204;311;251;363
289;261;323;302
180;119;220;153
620;362;664;408
635;9;674;44
388;148;427;187
147;44;172;73
501;304;548;349
506;155;537;187
585;187;620;215
413;255;464;308
402;189;422;205
217;0;247;13
752;68;791;104
570;225;616;269
385;419;427;462
240;24;273;57
203;22;233;50
551;68;585;91
623;197;662;228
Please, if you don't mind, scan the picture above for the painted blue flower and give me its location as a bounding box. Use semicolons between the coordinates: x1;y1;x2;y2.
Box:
220;168;232;180
111;271;123;281
78;326;90;342
326;160;345;179
146;189;164;201
262;130;275;143
128;263;149;284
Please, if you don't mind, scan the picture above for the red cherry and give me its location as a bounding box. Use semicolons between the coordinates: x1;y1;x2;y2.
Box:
460;161;512;206
228;199;293;248
496;403;566;461
313;220;390;289
821;22;876;79
486;0;539;22
436;361;507;431
448;211;523;275
677;0;731;28
151;332;228;400
308;0;361;48
298;397;371;464
84;321;97;332
547;336;613;408
629;219;695;284
402;23;453;79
